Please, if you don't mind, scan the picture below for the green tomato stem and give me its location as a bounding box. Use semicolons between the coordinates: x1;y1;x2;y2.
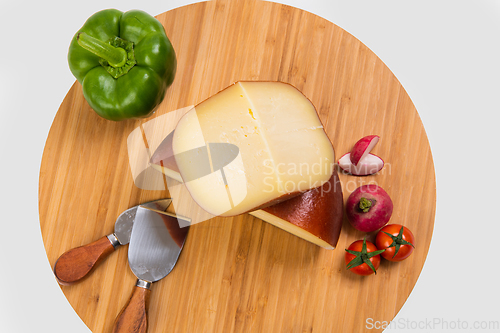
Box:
383;226;415;258
77;32;127;68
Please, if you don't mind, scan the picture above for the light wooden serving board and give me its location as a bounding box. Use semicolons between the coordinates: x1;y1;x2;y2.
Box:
39;1;436;332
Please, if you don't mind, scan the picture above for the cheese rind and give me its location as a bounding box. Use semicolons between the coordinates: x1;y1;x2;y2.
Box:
172;81;334;217
250;170;343;249
150;130;184;182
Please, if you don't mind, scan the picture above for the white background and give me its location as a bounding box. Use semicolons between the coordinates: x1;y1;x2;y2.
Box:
1;0;499;332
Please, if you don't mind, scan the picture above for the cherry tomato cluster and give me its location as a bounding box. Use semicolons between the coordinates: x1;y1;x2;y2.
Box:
345;224;415;276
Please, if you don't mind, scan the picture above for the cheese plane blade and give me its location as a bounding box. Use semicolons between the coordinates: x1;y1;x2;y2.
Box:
112;205;189;333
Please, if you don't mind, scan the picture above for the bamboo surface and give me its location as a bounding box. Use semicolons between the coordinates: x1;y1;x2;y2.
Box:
39;1;436;332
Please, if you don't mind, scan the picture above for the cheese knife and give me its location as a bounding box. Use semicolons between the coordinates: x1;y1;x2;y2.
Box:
53;198;172;285
112;205;189;333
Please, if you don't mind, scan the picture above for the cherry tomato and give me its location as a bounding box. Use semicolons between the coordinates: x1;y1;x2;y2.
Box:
345;239;384;275
375;224;415;262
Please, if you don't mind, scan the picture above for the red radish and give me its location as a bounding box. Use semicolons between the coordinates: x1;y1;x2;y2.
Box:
350;135;380;166
338;152;384;176
346;184;393;232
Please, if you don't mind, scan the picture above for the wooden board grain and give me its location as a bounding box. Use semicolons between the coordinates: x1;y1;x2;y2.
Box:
39;1;436;332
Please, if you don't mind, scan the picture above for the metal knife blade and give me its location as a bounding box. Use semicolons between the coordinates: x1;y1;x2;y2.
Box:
128;206;186;282
110;206;137;246
112;198;173;246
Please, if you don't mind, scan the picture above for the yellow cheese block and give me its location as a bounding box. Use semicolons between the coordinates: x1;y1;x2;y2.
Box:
172;81;335;217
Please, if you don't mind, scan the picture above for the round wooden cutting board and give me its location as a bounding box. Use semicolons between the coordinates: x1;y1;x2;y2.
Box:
39;1;436;332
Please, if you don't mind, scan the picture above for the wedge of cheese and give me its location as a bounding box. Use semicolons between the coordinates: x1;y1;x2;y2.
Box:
153;81;334;217
150;82;343;248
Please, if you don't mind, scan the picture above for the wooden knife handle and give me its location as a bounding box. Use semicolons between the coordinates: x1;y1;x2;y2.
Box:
112;284;151;333
53;236;115;285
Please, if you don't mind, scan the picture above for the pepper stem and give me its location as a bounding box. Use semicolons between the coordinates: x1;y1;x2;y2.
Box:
359;197;372;213
77;32;127;68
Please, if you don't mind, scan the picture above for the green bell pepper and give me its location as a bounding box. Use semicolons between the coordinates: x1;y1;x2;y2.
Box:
68;9;176;121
